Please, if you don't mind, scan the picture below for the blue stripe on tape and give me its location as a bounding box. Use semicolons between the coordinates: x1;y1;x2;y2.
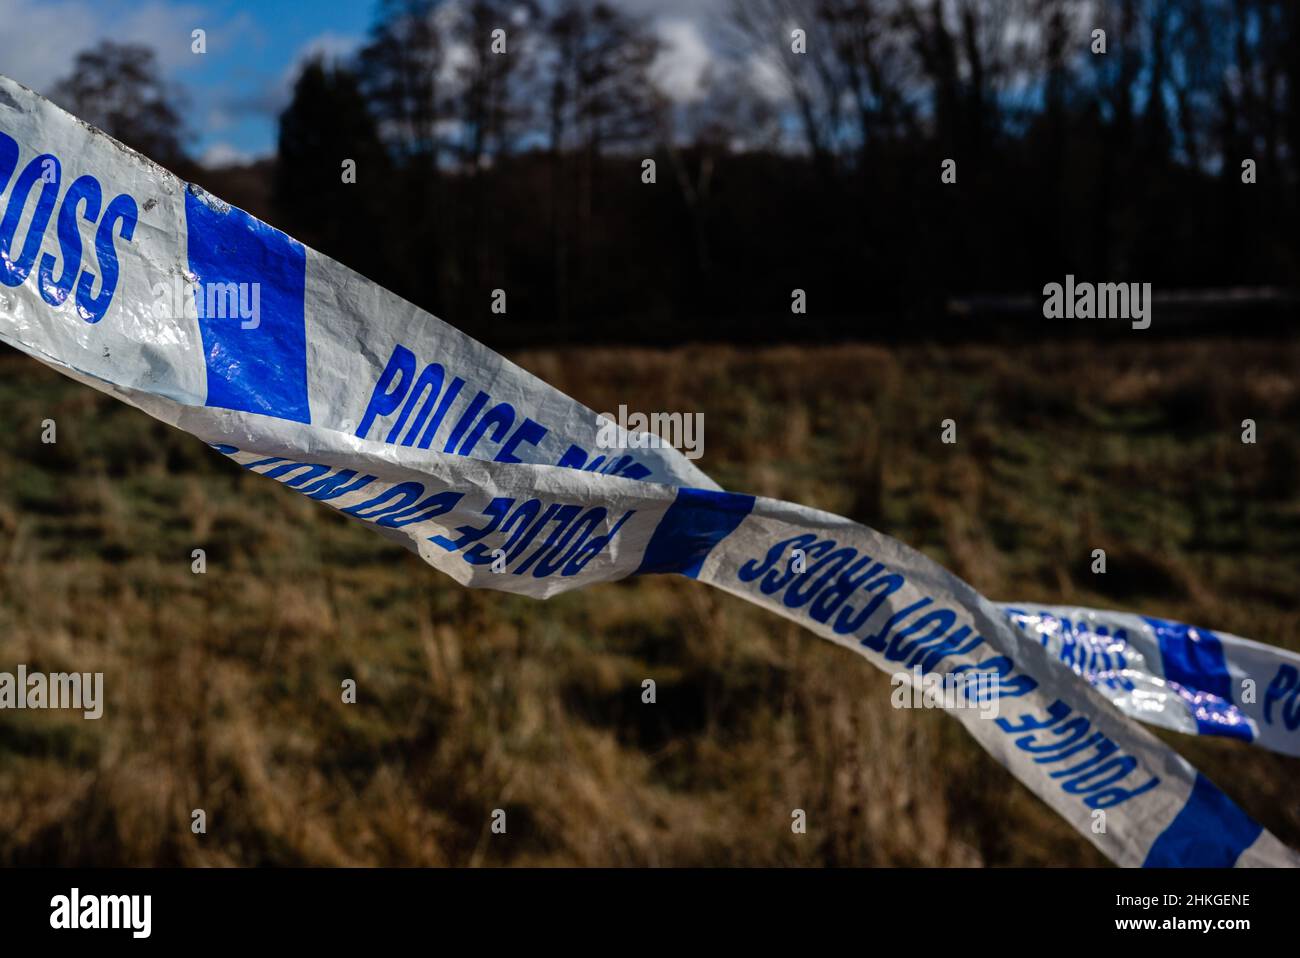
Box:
635;488;754;579
185;187;311;424
1143;773;1263;867
1144;615;1252;742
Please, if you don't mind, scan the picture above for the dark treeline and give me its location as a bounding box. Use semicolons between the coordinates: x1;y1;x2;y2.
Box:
54;1;1300;347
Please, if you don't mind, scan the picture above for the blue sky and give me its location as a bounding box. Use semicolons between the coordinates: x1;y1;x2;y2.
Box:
0;0;723;165
0;0;373;163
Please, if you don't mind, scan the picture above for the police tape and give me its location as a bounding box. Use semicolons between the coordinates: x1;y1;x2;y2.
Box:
0;75;1295;868
1002;605;1300;758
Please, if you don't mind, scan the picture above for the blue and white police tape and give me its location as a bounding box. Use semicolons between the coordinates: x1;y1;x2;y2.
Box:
1002;605;1300;757
0;74;1295;868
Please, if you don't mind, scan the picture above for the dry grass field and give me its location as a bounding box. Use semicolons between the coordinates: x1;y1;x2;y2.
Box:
0;338;1297;866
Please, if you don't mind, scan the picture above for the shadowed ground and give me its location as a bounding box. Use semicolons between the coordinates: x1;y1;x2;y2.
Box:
0;338;1296;866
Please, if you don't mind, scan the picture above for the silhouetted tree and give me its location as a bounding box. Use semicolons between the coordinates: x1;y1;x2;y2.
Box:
454;0;540;169
274;58;391;281
355;0;452;308
358;0;447;166
236;0;1300;348
538;1;662;326
51;42;188;169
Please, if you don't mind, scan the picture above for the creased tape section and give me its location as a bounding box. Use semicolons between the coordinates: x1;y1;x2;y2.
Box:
0;74;1295;867
1003;606;1300;758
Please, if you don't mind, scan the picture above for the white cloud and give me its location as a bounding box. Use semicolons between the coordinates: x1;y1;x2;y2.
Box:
0;0;100;93
199;141;254;167
0;0;210;94
113;1;217;73
652;18;713;103
293;30;364;71
440;38;474;87
747;51;790;103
